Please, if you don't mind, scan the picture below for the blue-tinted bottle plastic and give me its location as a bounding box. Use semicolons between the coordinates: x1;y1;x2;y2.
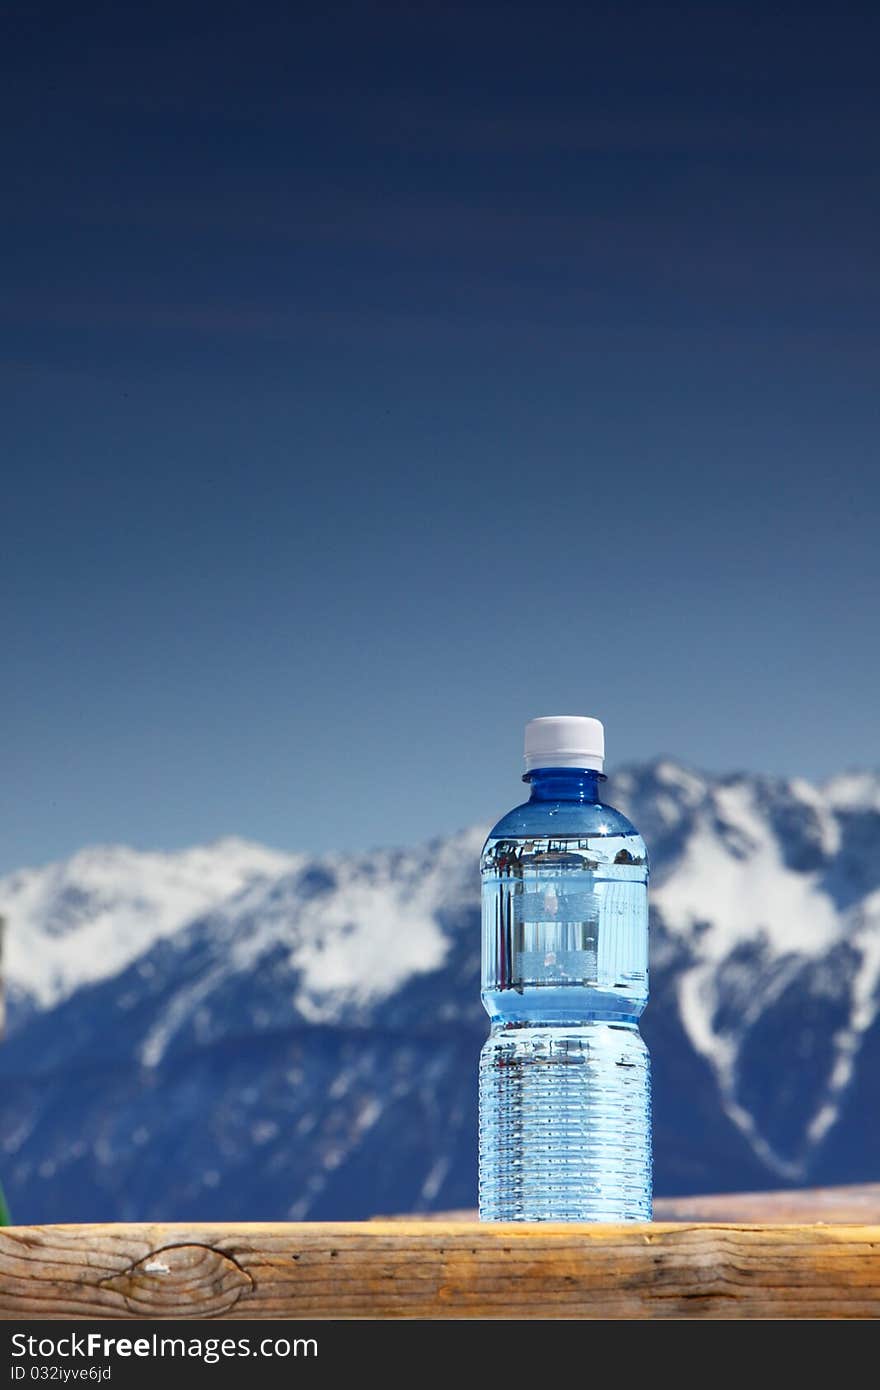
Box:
479;765;651;1221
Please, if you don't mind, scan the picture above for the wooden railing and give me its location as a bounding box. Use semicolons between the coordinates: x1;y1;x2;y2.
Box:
1;1185;879;1319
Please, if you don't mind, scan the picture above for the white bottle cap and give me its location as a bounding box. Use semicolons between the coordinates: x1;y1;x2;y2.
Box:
524;715;605;773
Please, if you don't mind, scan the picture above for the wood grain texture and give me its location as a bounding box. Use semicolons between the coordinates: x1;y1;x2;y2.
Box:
2;1221;880;1319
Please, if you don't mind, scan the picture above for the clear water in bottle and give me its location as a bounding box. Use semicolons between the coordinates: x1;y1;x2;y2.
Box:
479;716;651;1221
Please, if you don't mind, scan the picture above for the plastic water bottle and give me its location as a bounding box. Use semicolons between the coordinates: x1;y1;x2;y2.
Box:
479;715;651;1221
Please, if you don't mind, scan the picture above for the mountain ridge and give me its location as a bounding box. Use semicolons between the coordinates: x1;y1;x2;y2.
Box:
2;759;879;1221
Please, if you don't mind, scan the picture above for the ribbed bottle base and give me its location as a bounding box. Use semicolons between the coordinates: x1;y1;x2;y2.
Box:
478;1024;652;1222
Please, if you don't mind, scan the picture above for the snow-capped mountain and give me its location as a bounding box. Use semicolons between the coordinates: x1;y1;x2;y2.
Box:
0;838;298;1013
1;760;879;1223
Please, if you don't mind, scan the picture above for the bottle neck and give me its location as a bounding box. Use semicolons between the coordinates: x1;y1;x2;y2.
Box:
524;767;604;803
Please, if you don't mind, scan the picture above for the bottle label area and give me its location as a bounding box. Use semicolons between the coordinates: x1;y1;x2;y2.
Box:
481;837;648;1009
512;888;599;985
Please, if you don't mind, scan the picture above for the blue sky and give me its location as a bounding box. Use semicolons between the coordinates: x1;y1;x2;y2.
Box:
2;2;879;870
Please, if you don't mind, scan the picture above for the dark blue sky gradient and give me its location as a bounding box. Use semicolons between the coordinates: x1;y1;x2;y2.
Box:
2;2;879;869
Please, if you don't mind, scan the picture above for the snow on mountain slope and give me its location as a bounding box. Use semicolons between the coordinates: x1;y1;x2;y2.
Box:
613;763;880;1178
136;826;485;1067
824;771;880;812
0;838;298;1010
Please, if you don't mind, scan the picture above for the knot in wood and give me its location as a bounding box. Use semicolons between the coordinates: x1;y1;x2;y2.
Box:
101;1243;252;1318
